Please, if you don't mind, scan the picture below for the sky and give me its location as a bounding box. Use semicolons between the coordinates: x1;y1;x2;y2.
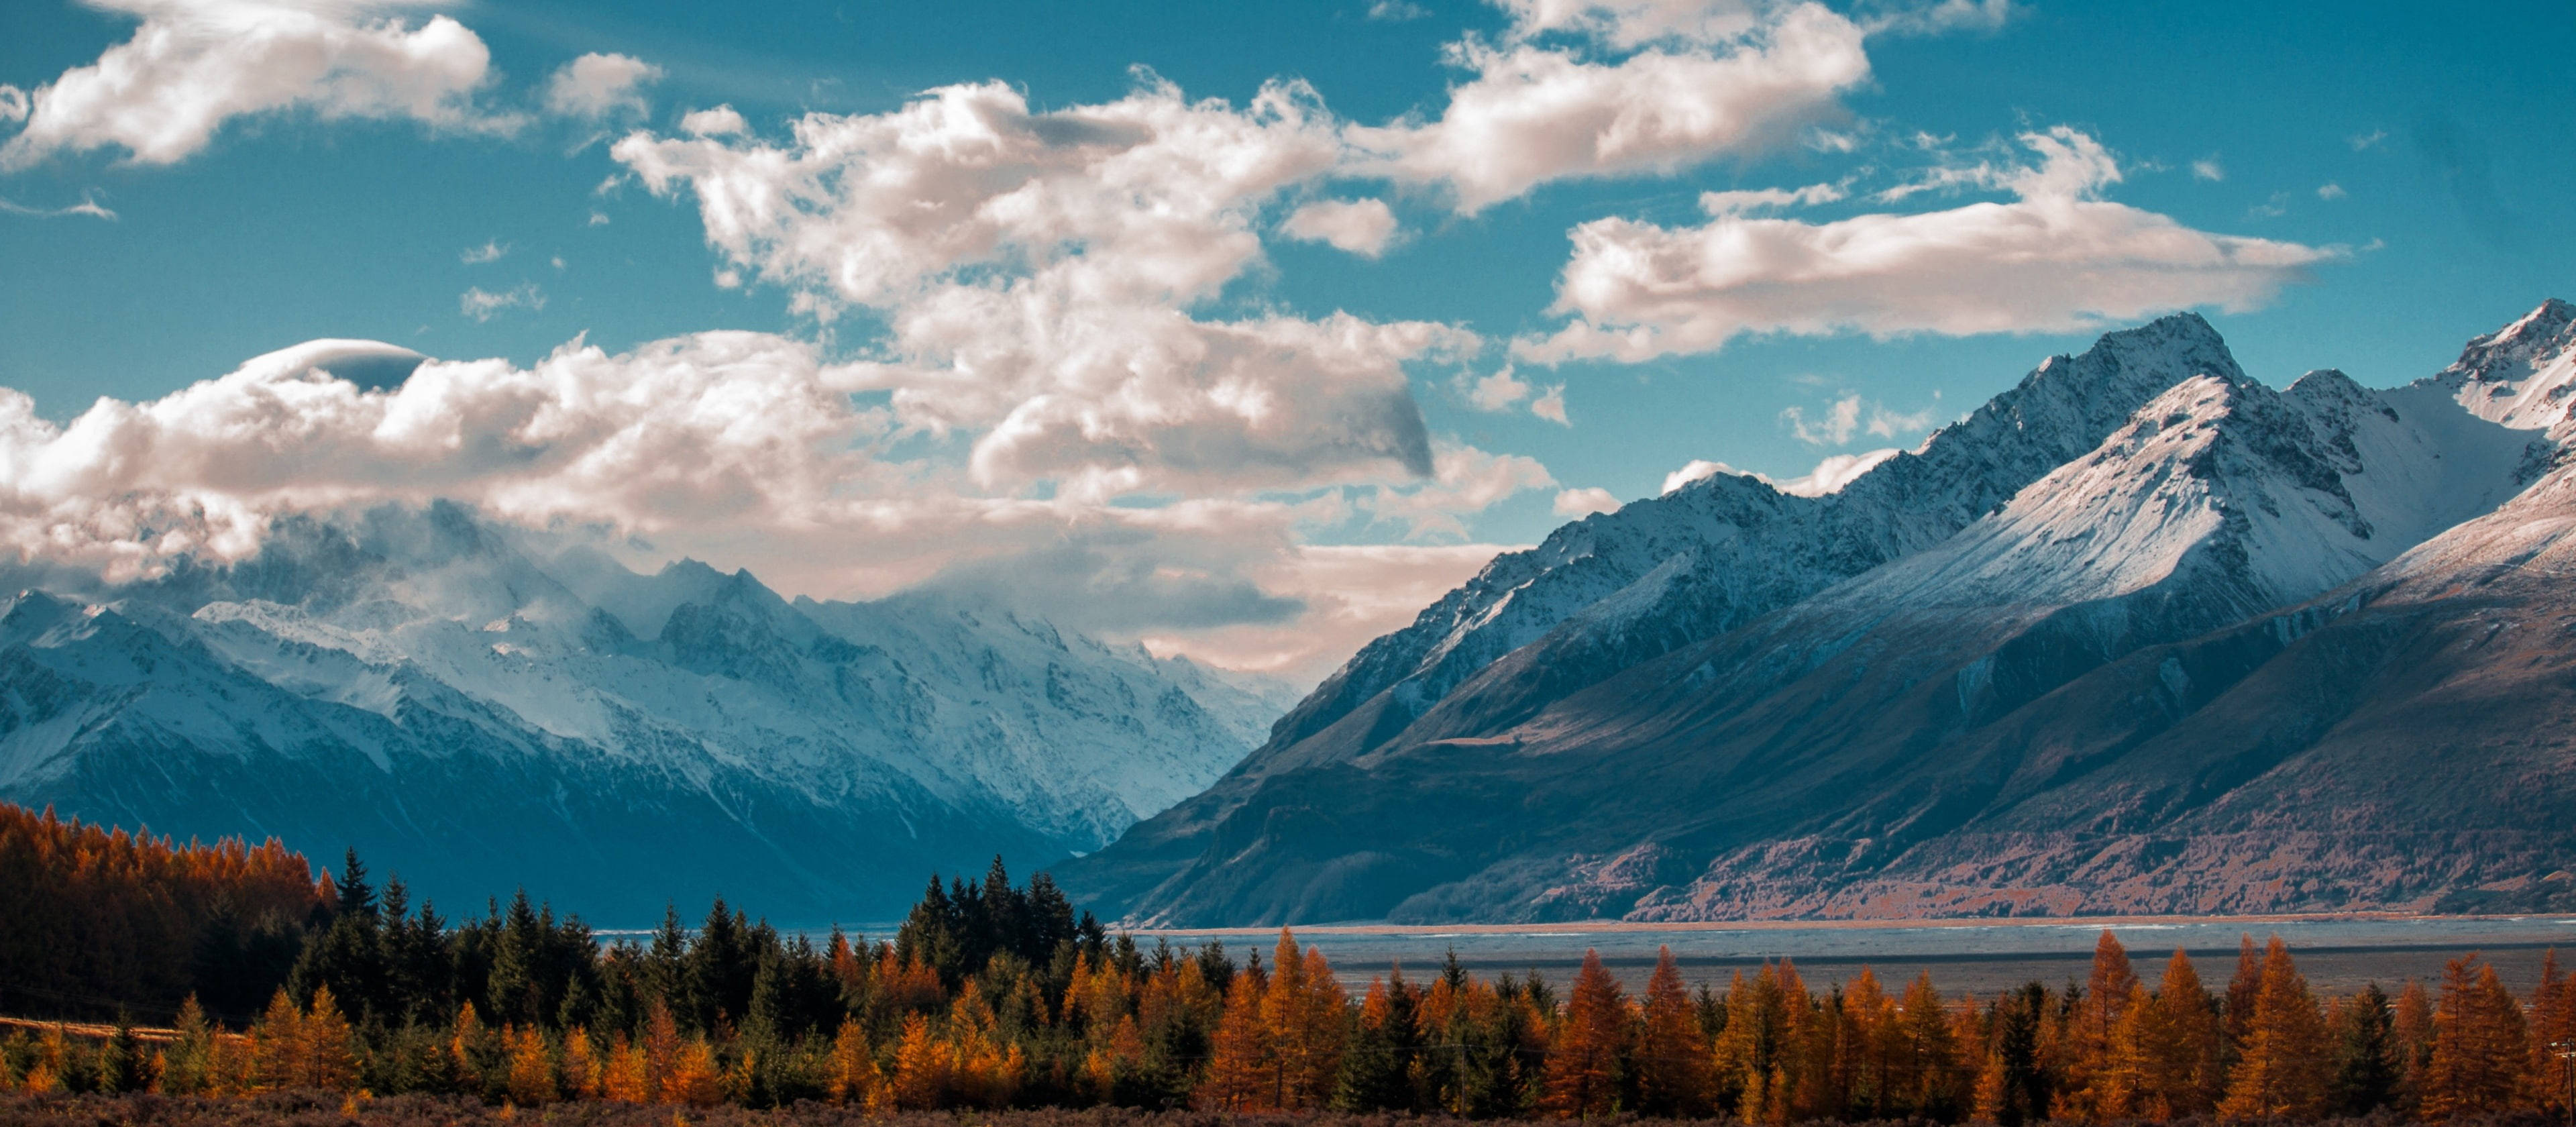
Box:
0;0;2567;684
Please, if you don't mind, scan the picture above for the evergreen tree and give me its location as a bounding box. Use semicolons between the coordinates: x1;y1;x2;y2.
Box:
2330;982;2401;1115
2425;953;2530;1118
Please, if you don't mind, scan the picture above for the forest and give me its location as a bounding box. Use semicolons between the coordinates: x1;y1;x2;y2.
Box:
4;802;2575;1122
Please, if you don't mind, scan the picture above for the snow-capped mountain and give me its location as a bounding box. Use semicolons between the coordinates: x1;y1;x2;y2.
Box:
1059;301;2576;925
0;504;1295;924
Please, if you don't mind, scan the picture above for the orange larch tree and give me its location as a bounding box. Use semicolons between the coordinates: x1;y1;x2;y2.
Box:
1540;949;1631;1118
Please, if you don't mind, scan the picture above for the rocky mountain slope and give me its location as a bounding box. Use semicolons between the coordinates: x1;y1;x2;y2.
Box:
1059;300;2576;924
0;505;1295;924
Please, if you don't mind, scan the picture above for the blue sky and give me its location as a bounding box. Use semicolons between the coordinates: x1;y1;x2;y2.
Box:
0;0;2567;680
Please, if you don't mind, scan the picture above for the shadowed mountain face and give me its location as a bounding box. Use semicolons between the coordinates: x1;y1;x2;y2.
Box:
0;506;1299;925
1057;300;2576;926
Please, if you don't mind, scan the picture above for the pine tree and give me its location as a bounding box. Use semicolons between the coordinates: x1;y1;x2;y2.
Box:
2062;930;2138;1121
2329;983;2400;1115
2218;936;2328;1119
1540;949;1631;1118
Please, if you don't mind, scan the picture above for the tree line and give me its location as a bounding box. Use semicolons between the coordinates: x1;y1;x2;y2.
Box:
5;804;2575;1120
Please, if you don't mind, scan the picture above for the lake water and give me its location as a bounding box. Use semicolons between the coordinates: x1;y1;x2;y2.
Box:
1121;916;2576;998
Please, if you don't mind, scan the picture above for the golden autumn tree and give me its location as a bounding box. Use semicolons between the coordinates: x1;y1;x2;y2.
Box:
1259;932;1347;1111
2530;950;2574;1116
1633;947;1715;1117
1541;949;1633;1118
1713;964;1792;1118
1894;971;1964;1118
2131;948;2222;1118
2424;953;2530;1118
1199;966;1273;1110
2394;979;2437;1114
890;1012;953;1109
504;1024;557;1105
2219;936;2329;1120
665;1036;724;1108
251;989;305;1091
829;1016;884;1108
2061;930;2139;1121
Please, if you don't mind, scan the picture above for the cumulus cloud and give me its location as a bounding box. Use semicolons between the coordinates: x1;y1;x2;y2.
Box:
1521;127;2343;362
616;75;1472;500
1367;442;1555;539
1552;486;1619;516
0;85;26;123
1464;366;1532;410
1530;383;1569;424
460;239;508;264
459;282;544;321
0;0;515;169
2317;182;2345;201
1281;197;1399;256
544;52;660;120
679;105;747;137
1346;1;1870;212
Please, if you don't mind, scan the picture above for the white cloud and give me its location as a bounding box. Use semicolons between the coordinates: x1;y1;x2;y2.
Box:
1662;458;1728;493
1368;0;1432;19
0;333;1454;678
459;282;544;321
1656;447;1894;497
1137;542;1517;680
0;193;117;221
1781;392;1861;444
679;105;747;137
0;0;516;170
2349;129;2385;151
1521;127;2343;362
1858;0;2015;36
1494;0;1762;47
1465;366;1532;410
1281;197;1399;256
1530;382;1569;424
1346;1;1870;212
1700;179;1844;214
2317;182;2346;201
2191;156;2224;182
460;239;508;264
1367;441;1556;538
544;52;661;121
1776;447;1896;494
616;75;1473;500
1552;486;1619;517
0;85;26;124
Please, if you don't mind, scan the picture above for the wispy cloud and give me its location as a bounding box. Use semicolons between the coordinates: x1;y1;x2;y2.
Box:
1367;0;1430;20
0;193;115;221
460;282;546;321
2191;156;2224;182
460;239;510;264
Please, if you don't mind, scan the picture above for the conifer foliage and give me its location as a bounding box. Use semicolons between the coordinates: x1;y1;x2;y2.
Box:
11;804;2576;1122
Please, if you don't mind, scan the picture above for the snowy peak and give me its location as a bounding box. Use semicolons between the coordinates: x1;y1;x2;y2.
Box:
2440;298;2576;431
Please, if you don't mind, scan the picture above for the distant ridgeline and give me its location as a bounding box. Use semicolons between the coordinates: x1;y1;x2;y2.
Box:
7;804;2576;1122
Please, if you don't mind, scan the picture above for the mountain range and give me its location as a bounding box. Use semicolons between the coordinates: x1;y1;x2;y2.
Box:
1054;299;2576;924
0;504;1297;924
